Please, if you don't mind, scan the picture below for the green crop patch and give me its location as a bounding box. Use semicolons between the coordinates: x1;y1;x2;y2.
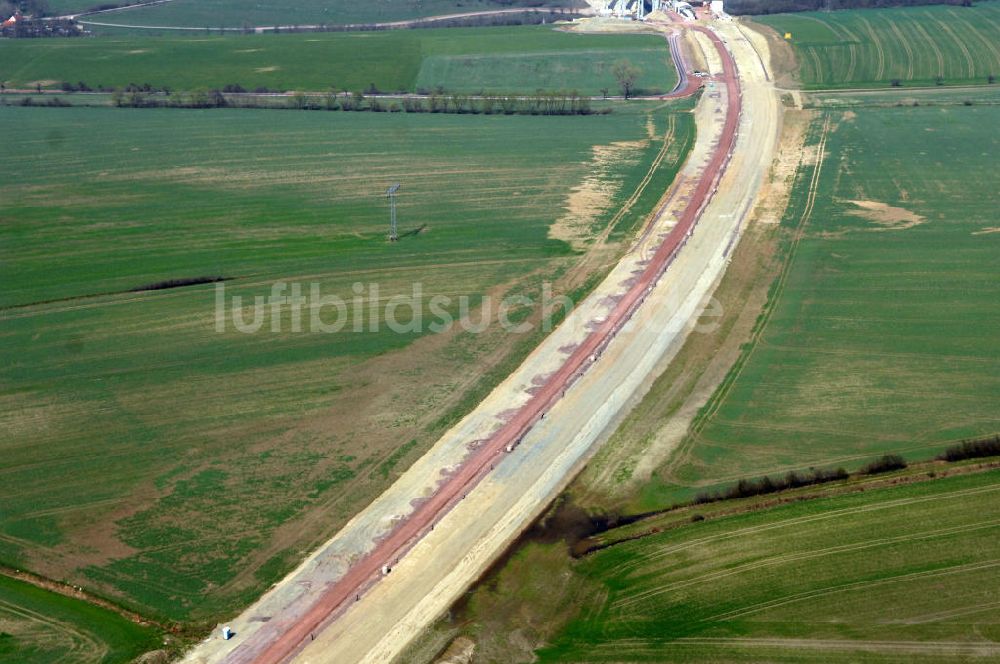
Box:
0;102;694;623
416;47;674;96
648;103;1000;508
539;469;1000;662
0;575;161;664
755;2;1000;89
73;0;577;30
0;25;675;95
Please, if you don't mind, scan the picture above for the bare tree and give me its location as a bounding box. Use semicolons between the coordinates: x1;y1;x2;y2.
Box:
612;60;640;100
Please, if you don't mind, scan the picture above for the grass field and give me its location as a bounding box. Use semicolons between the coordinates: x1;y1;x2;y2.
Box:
0;101;694;624
643;102;1000;506
754;1;1000;89
42;0;101;14
0;575;162;663
72;0;578;29
0;25;674;95
538;468;1000;662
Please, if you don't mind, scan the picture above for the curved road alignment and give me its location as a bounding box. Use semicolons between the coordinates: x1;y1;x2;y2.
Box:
209;21;743;664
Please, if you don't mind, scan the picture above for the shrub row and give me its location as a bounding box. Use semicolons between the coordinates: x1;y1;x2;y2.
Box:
111;90;606;115
858;453;908;475
130;276;226;292
693;452;919;506
693;465;850;504
938;434;1000;462
15;96;71;107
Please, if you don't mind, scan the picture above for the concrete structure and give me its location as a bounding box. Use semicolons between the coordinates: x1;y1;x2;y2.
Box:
598;0;662;21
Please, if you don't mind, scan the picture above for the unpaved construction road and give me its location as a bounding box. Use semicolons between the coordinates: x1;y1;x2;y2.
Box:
182;15;780;664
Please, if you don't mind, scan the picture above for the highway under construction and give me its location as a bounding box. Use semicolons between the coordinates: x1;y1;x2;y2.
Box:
182;11;780;664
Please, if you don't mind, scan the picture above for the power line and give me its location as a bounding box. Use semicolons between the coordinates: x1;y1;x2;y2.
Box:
386;183;400;242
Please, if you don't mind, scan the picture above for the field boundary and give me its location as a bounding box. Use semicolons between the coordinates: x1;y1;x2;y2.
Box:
0;565;171;631
583;458;1000;556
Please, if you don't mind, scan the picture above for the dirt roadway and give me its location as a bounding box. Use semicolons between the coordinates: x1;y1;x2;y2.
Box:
181;17;779;664
295;22;778;664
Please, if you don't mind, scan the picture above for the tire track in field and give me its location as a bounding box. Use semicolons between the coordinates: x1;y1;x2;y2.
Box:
946;10;1000;72
929;14;976;79
606;480;1000;579
893;599;1000;625
827;16;862;82
886;18;914;80
595;114;678;247
911;20;945;78
670;636;1000;656
796;15;855;83
753;340;1000;366
807;48;824;86
706;558;1000;622
660;116;831;480
981;16;1000;64
856;16;885;81
844;42;858;84
662;440;970;491
613;519;1000;609
0;598;108;663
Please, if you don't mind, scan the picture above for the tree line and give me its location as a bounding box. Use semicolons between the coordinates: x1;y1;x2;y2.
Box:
111;89;606;115
938;434;1000;462
692;453;912;504
728;0;974;14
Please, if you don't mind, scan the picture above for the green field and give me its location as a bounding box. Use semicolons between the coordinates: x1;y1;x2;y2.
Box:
42;0;102;14
803;82;1000;109
754;2;1000;89
0;25;674;95
539;468;1000;662
74;0;577;29
0;575;162;663
0;101;694;624
645;102;1000;506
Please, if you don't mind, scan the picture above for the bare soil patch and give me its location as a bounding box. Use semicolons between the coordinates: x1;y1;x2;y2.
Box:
754;109;814;225
434;635;475;664
846;199;925;231
550;140;647;251
683;30;708;73
748;19;799;89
